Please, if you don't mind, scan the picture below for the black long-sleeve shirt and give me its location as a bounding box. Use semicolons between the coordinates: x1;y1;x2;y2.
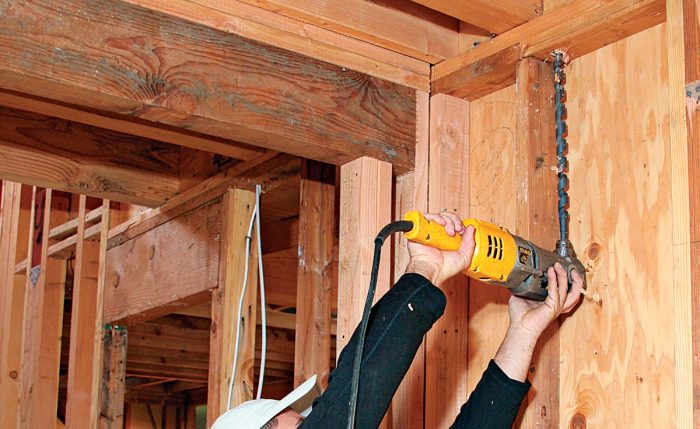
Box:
300;273;530;429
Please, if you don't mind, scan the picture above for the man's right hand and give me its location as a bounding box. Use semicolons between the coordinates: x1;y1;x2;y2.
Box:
405;212;475;286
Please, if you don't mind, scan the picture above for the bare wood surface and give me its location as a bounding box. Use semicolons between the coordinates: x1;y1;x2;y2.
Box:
294;160;335;388
391;90;429;429
0;0;418;173
424;94;471;429
207;189;258;425
19;190;68;428
65;196;103;428
0;182;29;429
0;106;180;207
559;24;680;427
122;0;431;90
513;58;559;428
100;327;128;429
410;0;542;34
104;200;222;324
433;0;666;99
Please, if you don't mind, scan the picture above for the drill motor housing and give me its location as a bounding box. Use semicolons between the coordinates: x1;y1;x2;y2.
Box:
403;211;586;301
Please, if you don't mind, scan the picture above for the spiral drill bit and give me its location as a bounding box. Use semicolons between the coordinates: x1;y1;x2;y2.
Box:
553;51;574;258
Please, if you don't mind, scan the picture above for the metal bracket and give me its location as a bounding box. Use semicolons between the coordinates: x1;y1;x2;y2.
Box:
686;80;700;102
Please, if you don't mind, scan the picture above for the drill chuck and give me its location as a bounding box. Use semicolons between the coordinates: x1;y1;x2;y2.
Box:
403;211;586;301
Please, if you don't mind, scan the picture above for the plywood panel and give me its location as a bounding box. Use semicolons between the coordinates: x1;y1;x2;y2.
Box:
467;85;517;393
560;24;676;427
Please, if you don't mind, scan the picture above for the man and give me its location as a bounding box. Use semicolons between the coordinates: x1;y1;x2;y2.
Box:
213;213;584;428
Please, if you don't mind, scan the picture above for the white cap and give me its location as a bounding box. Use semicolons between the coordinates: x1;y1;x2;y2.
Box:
212;375;319;429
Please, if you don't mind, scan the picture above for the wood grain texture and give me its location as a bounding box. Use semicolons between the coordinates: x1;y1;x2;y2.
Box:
207;189;257;425
391;90;429;429
65;196;103;428
337;157;392;353
100;327;128;429
294;160;335;388
433;0;666;99
0;106;181;207
514;59;559;428
0;182;28;429
0;0;418;173
410;0;542;35
230;0;458;63
465;86;517;398
559;24;679;427
424;94;470;429
104;200;222;324
19;189;68;429
123;0;431;90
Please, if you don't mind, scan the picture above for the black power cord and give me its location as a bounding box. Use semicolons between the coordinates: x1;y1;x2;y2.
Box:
346;220;414;429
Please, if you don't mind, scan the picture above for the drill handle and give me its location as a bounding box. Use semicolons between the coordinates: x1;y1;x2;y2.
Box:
403;211;463;251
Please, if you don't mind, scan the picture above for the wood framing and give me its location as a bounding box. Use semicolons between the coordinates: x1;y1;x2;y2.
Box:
18;189;68;428
294;160;335;388
207;189;258;426
104;199;223;324
65;197;111;427
513;58;559;427
424;94;470;429
410;0;542;34
432;0;666;99
0;182;30;429
337;157;393;353
0;106;180;206
0;0;419;173
100;326;128;428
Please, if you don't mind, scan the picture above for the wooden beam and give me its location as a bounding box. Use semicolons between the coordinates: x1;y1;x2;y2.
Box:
207;189;258;425
513;58;559;428
410;0;542;34
672;0;700;427
294;160;335;388
0;106;180;207
103;199;222;324
121;0;431;90
671;0;697;424
65;197;110;427
391;90;429;429
424;94;470;429
100;326;128;429
337;157;392;353
0;0;418;173
0;182;30;429
19;189;68;428
433;0;666;98
228;0;458;63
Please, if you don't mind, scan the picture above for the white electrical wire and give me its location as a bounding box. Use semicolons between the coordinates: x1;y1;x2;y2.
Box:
254;184;267;399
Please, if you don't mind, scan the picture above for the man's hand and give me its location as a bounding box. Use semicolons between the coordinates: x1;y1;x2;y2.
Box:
494;263;584;382
405;213;475;286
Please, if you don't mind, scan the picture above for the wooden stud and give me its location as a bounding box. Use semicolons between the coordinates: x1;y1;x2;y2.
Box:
337;157;393;353
100;326;128;428
0;106;181;207
207;189;258;426
19;189;69;427
433;0;666;99
424;94;470;429
513;58;559;428
65;197;110;428
0;0;418;174
294;160;335;388
103;199;223;324
391;90;429;428
0;182;30;429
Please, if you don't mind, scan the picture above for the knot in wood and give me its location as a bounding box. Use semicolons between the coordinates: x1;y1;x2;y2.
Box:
570;413;587;429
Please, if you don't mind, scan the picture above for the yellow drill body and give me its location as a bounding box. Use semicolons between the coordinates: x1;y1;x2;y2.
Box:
403;211;586;301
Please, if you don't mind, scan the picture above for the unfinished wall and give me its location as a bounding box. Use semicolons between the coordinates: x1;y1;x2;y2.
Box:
462;23;677;427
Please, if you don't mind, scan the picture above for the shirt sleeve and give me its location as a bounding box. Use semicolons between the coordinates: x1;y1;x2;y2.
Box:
450;360;531;429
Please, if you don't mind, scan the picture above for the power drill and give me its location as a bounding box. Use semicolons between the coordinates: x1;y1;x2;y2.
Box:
403;211;586;301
